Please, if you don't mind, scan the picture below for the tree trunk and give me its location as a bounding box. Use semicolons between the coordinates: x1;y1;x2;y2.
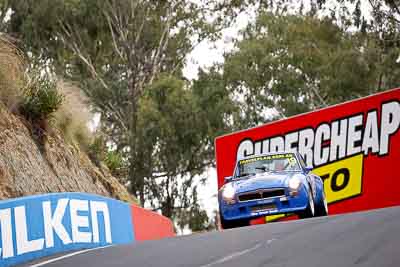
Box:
127;79;145;206
128;115;145;206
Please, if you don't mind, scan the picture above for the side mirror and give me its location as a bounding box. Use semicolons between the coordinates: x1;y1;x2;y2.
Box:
224;176;233;183
305;167;313;173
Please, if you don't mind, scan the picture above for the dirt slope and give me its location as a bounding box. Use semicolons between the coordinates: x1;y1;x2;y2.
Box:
0;103;136;203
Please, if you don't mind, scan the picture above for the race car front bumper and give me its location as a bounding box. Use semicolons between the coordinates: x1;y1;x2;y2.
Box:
219;185;309;221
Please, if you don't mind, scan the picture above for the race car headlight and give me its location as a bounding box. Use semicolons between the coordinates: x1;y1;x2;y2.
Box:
222;183;236;204
288;177;301;191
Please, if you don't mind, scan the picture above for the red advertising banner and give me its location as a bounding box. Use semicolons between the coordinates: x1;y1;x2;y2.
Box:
215;88;400;221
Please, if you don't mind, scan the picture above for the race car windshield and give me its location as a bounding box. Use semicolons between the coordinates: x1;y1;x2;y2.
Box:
235;153;301;178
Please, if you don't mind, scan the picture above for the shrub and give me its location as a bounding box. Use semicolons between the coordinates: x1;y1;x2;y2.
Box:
20;71;64;124
88;133;107;166
105;150;124;175
0;35;63;125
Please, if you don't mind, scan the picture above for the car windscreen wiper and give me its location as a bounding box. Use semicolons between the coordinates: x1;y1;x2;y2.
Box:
236;172;255;178
255;166;270;172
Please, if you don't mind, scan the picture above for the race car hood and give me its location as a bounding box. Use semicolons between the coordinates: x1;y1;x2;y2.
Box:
231;172;302;194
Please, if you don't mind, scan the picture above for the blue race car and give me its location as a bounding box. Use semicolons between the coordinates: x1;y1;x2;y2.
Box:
218;152;328;229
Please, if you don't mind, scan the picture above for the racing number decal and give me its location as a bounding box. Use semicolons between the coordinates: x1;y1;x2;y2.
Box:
288;156;297;167
312;153;363;204
265;153;364;223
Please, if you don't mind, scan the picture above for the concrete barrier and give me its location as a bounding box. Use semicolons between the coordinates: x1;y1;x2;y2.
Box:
0;193;175;266
131;205;175;241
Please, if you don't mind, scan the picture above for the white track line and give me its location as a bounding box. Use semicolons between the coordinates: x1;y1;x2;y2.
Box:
199;239;276;267
28;245;113;267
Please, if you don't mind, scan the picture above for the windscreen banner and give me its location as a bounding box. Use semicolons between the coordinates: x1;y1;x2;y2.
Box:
0;193;134;267
215;88;400;222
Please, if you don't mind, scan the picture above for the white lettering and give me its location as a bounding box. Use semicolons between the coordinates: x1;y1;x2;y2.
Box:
15;206;44;255
262;139;269;154
237;140;254;159
43;199;72;248
270;137;284;152
0;209;14;258
285;132;298;153
314;124;330;166
254;142;262;155
70;200;92;243
234;101;400;166
347;115;363;156
298;129;314;166
362;111;380;155
330;119;347;161
380;101;400;155
90;201;112;243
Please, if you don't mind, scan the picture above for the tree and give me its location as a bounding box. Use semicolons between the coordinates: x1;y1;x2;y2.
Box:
269;0;400;92
136;74;236;221
176;189;216;233
215;12;400;126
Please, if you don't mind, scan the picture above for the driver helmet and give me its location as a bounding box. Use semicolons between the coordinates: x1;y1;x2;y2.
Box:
275;159;286;171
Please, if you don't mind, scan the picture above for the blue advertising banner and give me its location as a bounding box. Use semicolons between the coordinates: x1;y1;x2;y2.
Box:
0;193;135;267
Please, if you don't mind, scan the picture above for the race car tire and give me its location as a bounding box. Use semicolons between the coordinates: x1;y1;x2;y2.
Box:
315;191;328;217
220;214;250;229
298;189;315;219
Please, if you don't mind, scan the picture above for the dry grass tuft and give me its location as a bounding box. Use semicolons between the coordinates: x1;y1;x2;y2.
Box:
0;35;26;111
55;80;93;150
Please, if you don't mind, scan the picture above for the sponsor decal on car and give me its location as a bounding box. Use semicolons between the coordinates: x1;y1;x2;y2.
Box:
239;153;296;165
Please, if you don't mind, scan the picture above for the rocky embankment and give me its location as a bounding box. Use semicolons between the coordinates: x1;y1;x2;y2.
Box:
0;103;135;203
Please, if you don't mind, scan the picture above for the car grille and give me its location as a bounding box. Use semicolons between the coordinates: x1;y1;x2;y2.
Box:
238;189;285;202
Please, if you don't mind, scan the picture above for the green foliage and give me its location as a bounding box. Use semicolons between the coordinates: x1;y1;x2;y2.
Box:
136;76;202;218
87;134;107;166
192;68;240;137
20;71;64;124
139;76;202;176
176;189;212;233
105;151;124;175
135;74;235;224
219;12;400;126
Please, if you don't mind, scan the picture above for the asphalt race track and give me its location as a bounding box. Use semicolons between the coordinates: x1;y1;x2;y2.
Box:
21;206;400;267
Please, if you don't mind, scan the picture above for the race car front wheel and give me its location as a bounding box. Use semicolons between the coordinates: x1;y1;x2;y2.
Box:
315;191;328;216
299;189;315;219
